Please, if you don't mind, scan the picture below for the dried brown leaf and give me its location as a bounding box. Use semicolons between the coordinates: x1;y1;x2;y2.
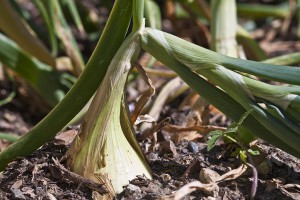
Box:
159;181;216;200
215;164;247;182
130;63;155;123
161;165;247;200
54;130;78;146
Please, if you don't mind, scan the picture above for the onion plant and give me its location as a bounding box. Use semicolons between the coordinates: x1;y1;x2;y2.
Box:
236;2;290;19
0;0;133;171
180;0;268;61
0;32;75;106
65;26;152;196
0;0;300;197
0;0;85;105
0;0;55;66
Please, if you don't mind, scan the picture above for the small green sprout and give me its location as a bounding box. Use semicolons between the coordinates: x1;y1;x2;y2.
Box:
207;109;255;155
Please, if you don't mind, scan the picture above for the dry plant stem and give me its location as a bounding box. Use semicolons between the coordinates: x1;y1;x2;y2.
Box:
149;132;158;153
179;92;200;110
52;158;108;194
139;117;171;141
183;96;211;125
239;141;258;199
209;113;224;124
166;82;189;104
140;77;186;132
159;181;215;200
52;0;84;76
280;0;295;36
163;124;226;134
93;174;115;199
245;153;258;200
201;104;210;125
181;3;211;43
54;20;83;76
130;63;155;123
196;0;211;19
246;161;258;200
165;0;175;20
215;164;247;182
180;159;200;180
165;0;179;34
238;142;258;200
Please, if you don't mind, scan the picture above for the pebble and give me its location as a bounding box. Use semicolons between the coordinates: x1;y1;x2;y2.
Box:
199;168;220;183
198;143;207;151
160;173;172;183
271;155;284;166
207;197;217;200
188;141;199;153
124;184;141;196
161;140;177;157
181;148;188;154
147;152;158;161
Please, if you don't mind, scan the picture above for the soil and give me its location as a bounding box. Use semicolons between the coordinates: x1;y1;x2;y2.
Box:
1;0;300;199
0;132;300;199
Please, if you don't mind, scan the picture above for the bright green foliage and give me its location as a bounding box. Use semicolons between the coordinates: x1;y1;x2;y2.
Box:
207;110;253;152
0;32;75;106
0;0;133;171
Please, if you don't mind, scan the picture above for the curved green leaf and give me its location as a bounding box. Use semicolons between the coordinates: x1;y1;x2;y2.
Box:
0;0;133;171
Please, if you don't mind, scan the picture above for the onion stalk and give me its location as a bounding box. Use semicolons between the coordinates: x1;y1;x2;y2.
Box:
210;0;238;57
141;28;300;157
0;0;133;172
65;27;152;196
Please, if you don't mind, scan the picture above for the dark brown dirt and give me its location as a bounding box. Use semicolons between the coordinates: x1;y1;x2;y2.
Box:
0;133;299;199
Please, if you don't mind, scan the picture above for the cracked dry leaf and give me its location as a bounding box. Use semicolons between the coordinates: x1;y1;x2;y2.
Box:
160;165;247;200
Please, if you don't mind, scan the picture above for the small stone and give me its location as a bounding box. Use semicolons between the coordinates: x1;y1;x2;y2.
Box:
161;140;177;157
271;155;284;166
124;184;141;196
161;173;172;183
147;153;158;161
181;148;188;154
198;143;207;151
199;168;220;184
188;141;199;153
45;192;56;200
207;197;217;200
11;189;26;200
11;179;23;190
173;180;184;187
